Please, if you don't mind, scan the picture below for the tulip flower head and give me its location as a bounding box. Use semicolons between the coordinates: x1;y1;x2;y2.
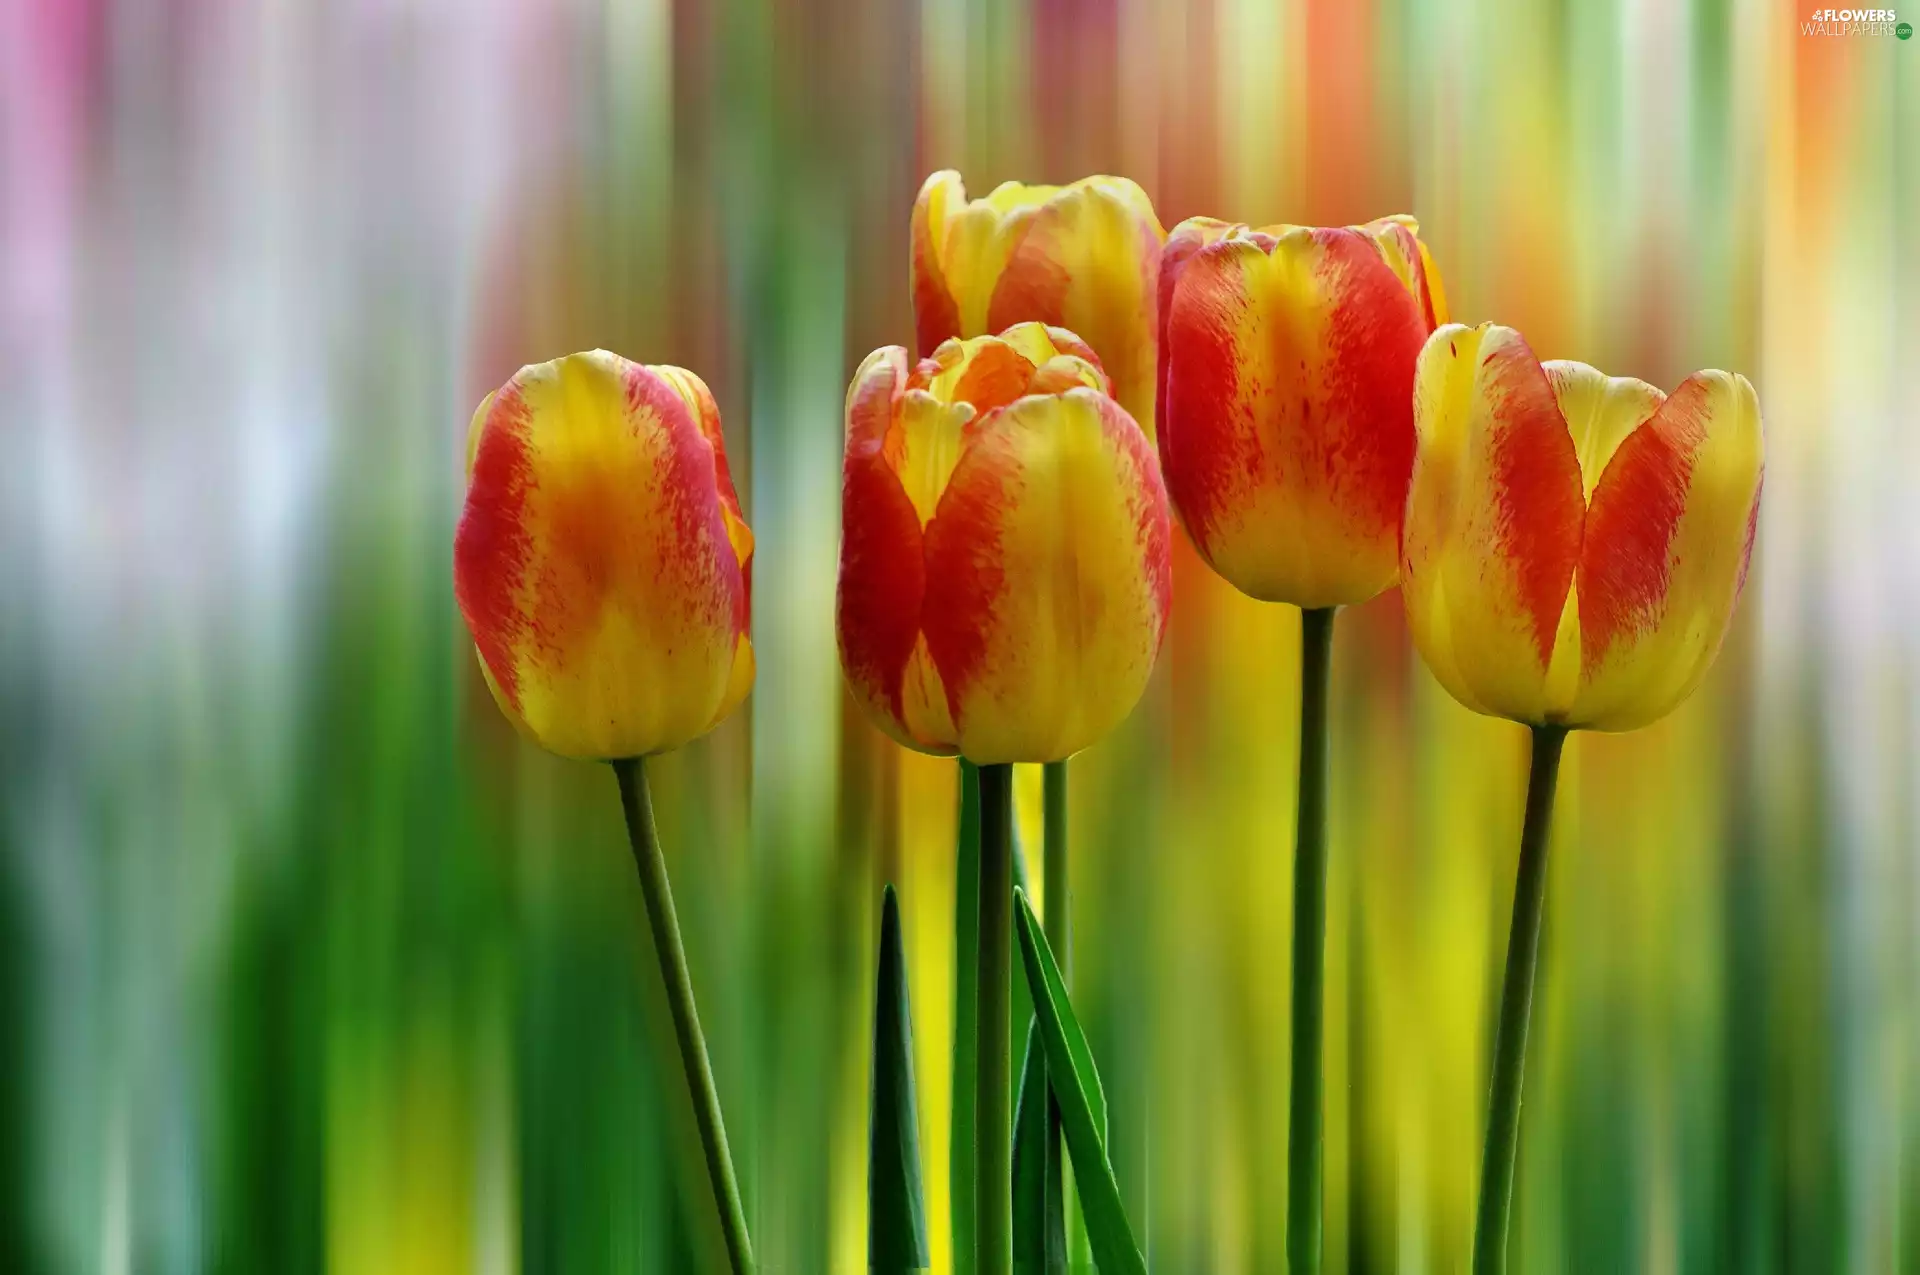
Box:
1157;215;1449;609
912;170;1165;438
1403;323;1763;732
455;351;754;760
838;323;1172;765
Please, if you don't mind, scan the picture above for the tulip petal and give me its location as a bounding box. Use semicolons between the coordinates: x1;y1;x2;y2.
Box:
657;364;756;730
1403;325;1585;723
1357;215;1449;330
1541;360;1666;499
1570;371;1763;730
921;390;1170;764
912;171;966;358
455;351;747;759
838;347;952;753
1160;227;1429;607
1156;218;1243;436
465;390;496;477
985;179;1164;436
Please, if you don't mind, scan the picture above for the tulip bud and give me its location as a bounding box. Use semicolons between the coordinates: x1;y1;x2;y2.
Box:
912;171;1166;439
455;351;754;760
838;323;1172;764
1402;323;1763;731
1156;215;1449;609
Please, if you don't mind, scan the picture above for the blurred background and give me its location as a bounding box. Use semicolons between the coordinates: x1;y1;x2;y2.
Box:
3;0;1916;1270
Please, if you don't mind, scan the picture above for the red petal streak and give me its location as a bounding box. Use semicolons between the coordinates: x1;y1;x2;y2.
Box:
919;414;1018;722
1158;240;1256;562
1312;228;1426;553
1155;219;1237;448
1736;473;1763;600
454;388;535;710
1577;375;1713;674
952;341;1040;414
1480;336;1585;664
838;444;928;728
985;215;1070;335
676;372;752;634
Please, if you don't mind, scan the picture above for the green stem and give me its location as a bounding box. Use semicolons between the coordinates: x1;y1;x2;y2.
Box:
1042;759;1070;1271
953;760;983;1275
1287;606;1335;1275
976;762;1015;1275
1471;724;1568;1275
613;757;755;1275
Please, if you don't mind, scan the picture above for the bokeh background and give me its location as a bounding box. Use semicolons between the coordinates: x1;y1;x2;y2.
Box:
3;0;1916;1270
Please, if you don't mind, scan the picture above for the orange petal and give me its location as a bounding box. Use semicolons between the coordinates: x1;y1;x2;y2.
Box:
1569;371;1763;730
837;347;956;754
921;389;1170;763
1402;324;1586;723
911;171;965;359
984;177;1164;436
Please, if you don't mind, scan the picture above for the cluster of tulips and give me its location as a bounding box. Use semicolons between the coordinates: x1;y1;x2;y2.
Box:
454;169;1762;1274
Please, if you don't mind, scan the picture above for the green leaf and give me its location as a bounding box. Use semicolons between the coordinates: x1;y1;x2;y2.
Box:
1014;890;1142;1275
870;885;929;1270
1010;1022;1047;1269
950;761;981;1275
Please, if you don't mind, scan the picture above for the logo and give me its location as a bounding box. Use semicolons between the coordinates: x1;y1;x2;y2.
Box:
1803;7;1905;34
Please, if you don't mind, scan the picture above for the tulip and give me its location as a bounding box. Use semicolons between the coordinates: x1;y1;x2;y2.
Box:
454;350;757;1274
1403;322;1763;733
912;171;1165;439
838;322;1171;1275
837;322;1172;766
913;174;1166;1268
1157;214;1448;609
1401;323;1763;1275
455;350;754;761
1156;211;1448;1275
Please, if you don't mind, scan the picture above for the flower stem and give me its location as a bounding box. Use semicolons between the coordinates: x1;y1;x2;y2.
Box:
1471;724;1569;1275
613;757;755;1275
976;762;1016;1275
1287;605;1335;1275
1042;759;1070;1270
952;760;983;1275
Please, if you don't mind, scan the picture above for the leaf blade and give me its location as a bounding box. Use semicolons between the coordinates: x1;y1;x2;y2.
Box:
1013;890;1143;1275
869;884;930;1270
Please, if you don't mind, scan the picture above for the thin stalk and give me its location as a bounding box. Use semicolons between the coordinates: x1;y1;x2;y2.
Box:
952;760;983;1275
976;762;1016;1275
1042;759;1070;1270
1287;606;1335;1275
1470;724;1569;1275
613;757;755;1275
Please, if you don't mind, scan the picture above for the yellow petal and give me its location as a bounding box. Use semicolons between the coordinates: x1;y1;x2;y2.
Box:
1568;371;1763;730
1403;324;1586;724
920;389;1170;763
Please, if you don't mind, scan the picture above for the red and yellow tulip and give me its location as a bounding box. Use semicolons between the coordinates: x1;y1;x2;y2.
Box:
1402;323;1763;732
454;350;754;760
1156;215;1447;609
837;323;1172;764
912;171;1165;438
